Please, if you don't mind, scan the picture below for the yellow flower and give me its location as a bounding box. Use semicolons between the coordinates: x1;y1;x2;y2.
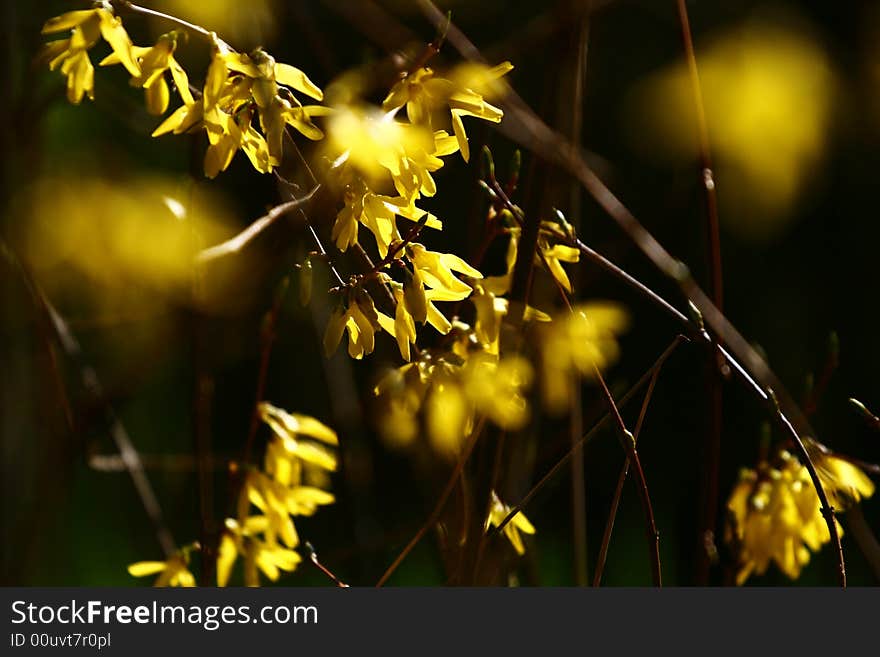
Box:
485;490;535;555
324;107;455;202
373;330;533;457
725;446;874;585
332;180;441;256
407;243;483;300
216;526;239;587
426;379;471;456
151;99;205;137
153;36;324;176
540;303;629;413
41;7;140;104
323;292;384;360
217;517;303;587
809;442;876;506
463;354;533;431
244;536;302;586
101;31;193;115
538;241;580;294
242;473;301;548
383;62;513;161
726;455;829;584
258;402;339;470
376;283;418;362
128;552;196;587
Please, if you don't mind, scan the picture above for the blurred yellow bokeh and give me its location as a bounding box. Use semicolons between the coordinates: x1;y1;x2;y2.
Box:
151;0;279;48
626;16;834;241
15;176;237;311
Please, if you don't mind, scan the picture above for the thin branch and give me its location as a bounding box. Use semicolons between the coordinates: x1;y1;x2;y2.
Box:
305;541;350;587
591;365;662;586
675;0;725;585
849;398;880;432
112;1;215;41
417;1;845;584
593;355;664;586
376;418;486;587
242;276;290;466
676;0;722;310
487;336;685;545
6;248;176;558
88;452;234;472
197;187;322;264
568;5;592;586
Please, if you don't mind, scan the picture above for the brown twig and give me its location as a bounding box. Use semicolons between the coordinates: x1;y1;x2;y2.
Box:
568;5;592;586
675;0;725;586
487;336;685;547
415;1;846;584
112;1;215;41
305;541;350;587
7;250;177;558
593;354;664;586
242;276;290;466
376;418;486;587
803;333;839;417
591;365;662;586
88;452;235;472
486;175;662;584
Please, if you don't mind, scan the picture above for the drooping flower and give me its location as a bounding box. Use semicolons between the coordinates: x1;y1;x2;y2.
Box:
41;7;140;104
101;30;193;115
128;550;196;587
726;447;874;584
331;179;441;256
383;61;513;161
540;303;629;413
407;243;483;301
152;35;325;177
323;291;384;360
217;406;339;586
485;490;536;555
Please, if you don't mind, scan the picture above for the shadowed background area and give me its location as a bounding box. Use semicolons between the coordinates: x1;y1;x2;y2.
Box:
1;0;878;586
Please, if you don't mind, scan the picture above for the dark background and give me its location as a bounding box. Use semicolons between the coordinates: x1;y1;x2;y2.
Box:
1;0;878;586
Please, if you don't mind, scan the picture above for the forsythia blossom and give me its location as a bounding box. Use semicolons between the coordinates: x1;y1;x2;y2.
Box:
540;303;629;413
128;548;197;587
383;61;513;161
41;6;140;103
726;446;874;584
485;490;536;556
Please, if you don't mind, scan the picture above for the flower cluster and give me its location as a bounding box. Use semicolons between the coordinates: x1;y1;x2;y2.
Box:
374;331;534;457
217;403;338;586
41;6;326;178
726;446;874;584
150;37;325;178
319;61;513;361
41;6;140;104
127;404;338;587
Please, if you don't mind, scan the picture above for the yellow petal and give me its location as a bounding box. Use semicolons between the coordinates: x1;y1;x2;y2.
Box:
216;532;238;587
323;305;349;356
145;76;170;115
451;110;469;162
274;63;323;101
42;10;96;34
97;10;140;77
170;59;194;105
127;561;167;577
203;53;228;111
